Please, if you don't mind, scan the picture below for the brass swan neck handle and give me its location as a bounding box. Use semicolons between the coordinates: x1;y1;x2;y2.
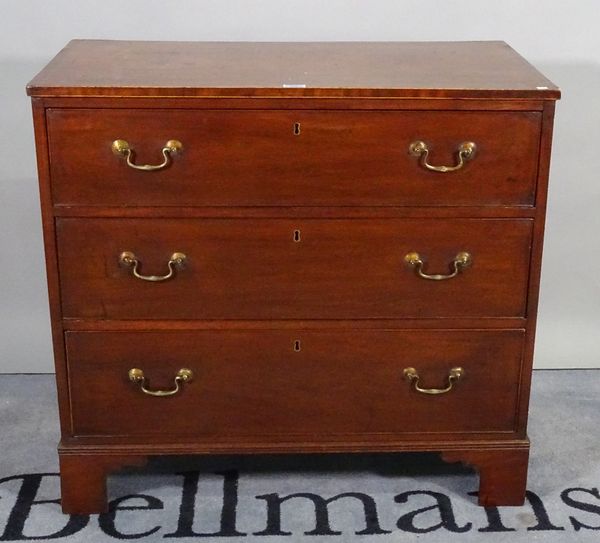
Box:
128;368;193;397
119;251;187;282
409;140;476;173
112;139;183;171
404;251;472;281
403;367;464;395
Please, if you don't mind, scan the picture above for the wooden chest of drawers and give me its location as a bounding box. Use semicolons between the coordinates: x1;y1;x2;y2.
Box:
27;40;560;514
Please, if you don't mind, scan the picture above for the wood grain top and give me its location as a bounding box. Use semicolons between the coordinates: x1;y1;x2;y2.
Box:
27;40;560;99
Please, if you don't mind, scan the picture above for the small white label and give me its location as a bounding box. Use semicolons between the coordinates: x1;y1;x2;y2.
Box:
283;83;307;88
536;86;549;90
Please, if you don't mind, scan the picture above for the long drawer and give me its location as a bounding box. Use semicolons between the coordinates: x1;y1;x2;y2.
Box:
56;218;533;320
47;109;541;207
66;329;525;437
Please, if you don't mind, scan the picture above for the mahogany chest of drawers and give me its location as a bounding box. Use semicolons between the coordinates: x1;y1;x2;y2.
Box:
27;40;560;514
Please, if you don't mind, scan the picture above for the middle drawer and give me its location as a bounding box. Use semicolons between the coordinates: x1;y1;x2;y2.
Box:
57;218;533;320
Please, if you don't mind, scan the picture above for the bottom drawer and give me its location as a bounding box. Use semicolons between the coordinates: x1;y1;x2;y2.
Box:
65;329;524;437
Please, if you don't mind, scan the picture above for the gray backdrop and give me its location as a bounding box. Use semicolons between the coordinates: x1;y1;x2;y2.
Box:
1;0;598;372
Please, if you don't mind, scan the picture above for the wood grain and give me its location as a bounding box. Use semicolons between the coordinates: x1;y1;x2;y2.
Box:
27;40;559;99
61;318;527;331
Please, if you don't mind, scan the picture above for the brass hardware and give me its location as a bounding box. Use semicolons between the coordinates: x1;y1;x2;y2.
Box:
293;340;301;352
404;251;471;281
293;229;302;243
128;368;193;397
409;140;476;172
293;122;301;135
119;251;187;282
111;139;183;171
403;366;464;395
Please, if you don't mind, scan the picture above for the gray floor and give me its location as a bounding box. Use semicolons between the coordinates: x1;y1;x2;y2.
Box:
0;371;598;542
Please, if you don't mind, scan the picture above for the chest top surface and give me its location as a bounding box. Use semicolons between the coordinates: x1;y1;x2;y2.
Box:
27;40;559;100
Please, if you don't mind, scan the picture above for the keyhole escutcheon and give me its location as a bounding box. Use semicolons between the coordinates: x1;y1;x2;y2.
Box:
293;122;301;136
293;340;302;352
293;229;302;243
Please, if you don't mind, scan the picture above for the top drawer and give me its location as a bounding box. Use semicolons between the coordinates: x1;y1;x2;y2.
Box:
47;109;541;207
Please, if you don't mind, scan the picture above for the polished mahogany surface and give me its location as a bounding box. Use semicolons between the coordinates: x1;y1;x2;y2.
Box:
28;40;559;99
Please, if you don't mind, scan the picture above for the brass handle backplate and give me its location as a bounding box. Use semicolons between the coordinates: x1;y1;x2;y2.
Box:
111;139;183;171
404;251;472;281
409;141;476;173
119;251;187;282
403;367;464;395
128;368;193;397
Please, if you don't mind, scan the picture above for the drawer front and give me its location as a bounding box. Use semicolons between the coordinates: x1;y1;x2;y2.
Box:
66;329;524;437
57;218;532;319
48;109;541;207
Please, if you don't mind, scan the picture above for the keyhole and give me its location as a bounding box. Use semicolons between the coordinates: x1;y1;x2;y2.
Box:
293;229;301;243
293;122;301;136
293;340;301;352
